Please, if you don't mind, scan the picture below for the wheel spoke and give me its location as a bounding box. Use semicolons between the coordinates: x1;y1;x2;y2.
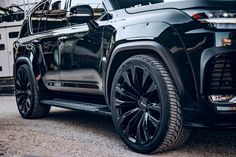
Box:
123;107;139;118
115;84;139;101
117;107;139;127
124;110;141;135
18;71;27;87
23;103;27;113
134;67;142;94
149;114;160;128
21;98;27;113
122;71;141;96
15;89;25;96
149;103;161;113
15;80;22;88
17;72;23;85
22;71;27;83
145;80;157;94
142;70;149;88
130;66;136;84
27;89;32;96
135;113;145;144
26;98;31;111
17;93;26;104
26;82;30;89
18;102;23;111
122;71;132;87
142;112;150;142
114;98;137;108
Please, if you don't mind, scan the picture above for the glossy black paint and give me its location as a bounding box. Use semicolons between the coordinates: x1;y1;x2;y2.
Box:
14;0;236;128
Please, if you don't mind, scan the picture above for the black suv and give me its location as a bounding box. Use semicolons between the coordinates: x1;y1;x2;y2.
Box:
13;0;236;154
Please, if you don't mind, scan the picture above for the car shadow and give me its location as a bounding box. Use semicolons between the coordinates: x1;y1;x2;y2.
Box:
177;129;236;156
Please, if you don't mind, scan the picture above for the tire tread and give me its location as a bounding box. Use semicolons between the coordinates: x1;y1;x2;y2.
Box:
133;55;190;153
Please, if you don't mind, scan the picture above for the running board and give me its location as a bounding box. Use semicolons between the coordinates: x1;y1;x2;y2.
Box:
41;99;112;116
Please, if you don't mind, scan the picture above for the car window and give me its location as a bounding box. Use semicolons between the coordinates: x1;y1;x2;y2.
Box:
31;2;48;33
45;0;68;31
19;20;30;38
70;0;105;20
50;0;67;10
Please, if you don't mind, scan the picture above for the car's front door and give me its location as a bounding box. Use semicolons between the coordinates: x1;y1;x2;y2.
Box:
58;0;108;95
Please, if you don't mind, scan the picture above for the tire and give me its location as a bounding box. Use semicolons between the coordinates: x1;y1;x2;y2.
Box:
110;55;190;154
15;64;51;119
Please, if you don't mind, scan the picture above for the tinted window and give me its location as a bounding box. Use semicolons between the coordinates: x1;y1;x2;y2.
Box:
31;2;49;33
20;20;30;38
45;0;68;31
70;0;105;20
9;32;19;38
39;2;50;32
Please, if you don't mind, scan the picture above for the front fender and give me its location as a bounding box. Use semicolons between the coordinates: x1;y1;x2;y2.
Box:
105;41;186;103
14;43;41;78
105;22;197;109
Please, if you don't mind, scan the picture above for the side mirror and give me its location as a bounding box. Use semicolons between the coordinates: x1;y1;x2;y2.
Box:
67;5;94;24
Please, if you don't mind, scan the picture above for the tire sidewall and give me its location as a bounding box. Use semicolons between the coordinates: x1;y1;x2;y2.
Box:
111;56;172;153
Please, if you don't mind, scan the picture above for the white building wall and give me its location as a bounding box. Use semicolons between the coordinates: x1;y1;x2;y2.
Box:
0;0;40;9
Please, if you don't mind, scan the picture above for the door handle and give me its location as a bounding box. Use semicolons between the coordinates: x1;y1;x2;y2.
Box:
58;36;69;42
32;39;40;45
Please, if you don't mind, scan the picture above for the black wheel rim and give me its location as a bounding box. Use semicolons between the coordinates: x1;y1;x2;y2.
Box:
113;66;161;145
15;68;32;114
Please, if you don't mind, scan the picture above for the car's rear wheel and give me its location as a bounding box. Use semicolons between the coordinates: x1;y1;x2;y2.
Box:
110;55;190;153
15;64;50;119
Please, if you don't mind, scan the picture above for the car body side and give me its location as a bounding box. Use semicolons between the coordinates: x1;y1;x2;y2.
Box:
14;0;236;128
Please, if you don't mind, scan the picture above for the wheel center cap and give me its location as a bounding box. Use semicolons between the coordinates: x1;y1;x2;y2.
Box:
26;90;31;95
138;97;148;109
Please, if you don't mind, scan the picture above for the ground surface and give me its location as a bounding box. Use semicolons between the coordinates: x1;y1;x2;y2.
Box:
0;96;236;157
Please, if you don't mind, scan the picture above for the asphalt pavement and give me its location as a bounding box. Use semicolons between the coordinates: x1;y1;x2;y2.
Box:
0;96;236;157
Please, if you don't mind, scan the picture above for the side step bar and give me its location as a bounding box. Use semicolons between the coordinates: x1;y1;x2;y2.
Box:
41;99;112;116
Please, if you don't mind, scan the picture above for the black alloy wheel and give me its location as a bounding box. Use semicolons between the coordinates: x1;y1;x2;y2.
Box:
114;65;161;145
15;65;32;115
15;64;50;119
111;55;190;154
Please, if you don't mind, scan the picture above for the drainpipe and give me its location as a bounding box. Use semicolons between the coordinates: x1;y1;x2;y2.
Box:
23;0;26;17
27;0;30;11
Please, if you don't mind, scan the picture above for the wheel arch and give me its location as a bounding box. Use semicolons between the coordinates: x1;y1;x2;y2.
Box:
105;41;185;106
14;54;40;80
14;57;32;75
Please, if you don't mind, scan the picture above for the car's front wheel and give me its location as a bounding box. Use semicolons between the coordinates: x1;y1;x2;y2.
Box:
110;55;190;153
15;64;50;119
